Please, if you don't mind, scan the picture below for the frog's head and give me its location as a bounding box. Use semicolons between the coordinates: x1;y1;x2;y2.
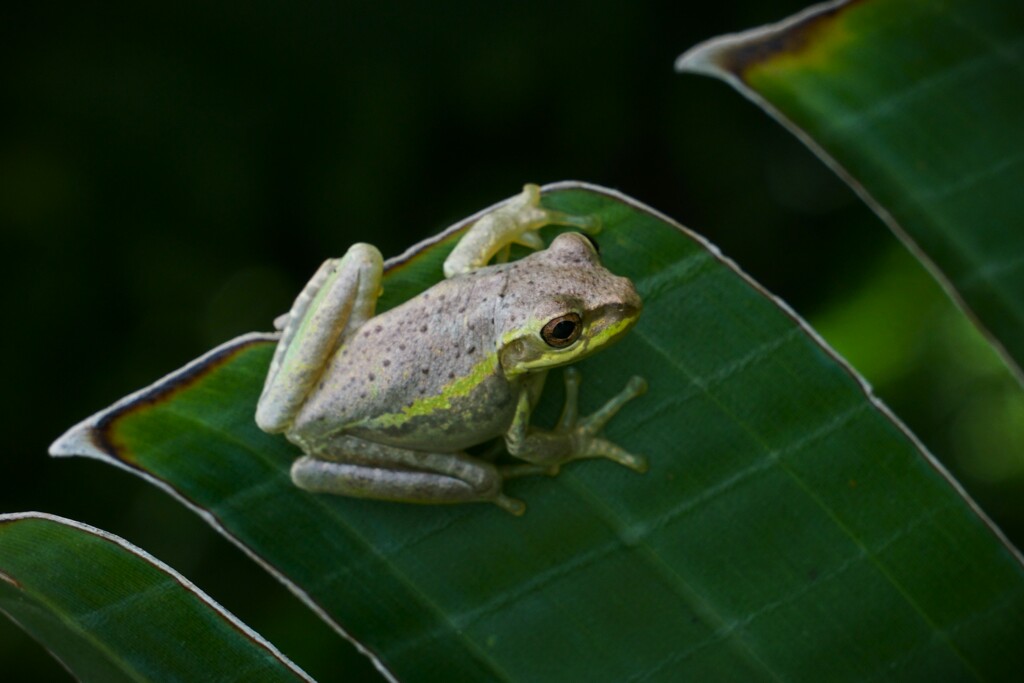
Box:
498;232;642;377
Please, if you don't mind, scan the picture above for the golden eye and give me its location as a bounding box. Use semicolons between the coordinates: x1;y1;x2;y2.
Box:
541;313;582;348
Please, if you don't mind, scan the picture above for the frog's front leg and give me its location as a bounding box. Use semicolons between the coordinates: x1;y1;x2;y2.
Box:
505;368;648;473
443;183;601;278
290;435;528;515
257;243;383;433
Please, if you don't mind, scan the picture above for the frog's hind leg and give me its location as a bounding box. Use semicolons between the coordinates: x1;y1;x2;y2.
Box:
257;243;383;433
290;436;526;515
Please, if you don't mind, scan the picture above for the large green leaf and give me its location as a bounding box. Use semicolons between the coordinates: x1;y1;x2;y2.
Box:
677;0;1024;382
51;183;1024;681
0;512;312;682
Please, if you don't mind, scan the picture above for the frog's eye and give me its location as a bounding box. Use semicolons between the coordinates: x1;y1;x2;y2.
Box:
541;313;582;348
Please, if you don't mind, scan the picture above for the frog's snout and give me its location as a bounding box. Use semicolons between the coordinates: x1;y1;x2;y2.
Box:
610;297;640;324
618;276;643;318
620;300;641;320
596;286;642;343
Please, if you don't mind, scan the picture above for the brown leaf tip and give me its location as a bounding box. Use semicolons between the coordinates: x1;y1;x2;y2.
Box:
676;0;863;81
49;332;277;463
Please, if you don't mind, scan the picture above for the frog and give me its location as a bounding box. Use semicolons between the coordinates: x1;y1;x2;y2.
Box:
255;184;646;515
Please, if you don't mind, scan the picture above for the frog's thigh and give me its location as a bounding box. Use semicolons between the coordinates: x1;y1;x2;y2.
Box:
258;244;383;433
291;435;507;506
334;244;385;338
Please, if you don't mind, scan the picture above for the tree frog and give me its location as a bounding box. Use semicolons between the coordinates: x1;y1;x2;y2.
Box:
256;184;646;515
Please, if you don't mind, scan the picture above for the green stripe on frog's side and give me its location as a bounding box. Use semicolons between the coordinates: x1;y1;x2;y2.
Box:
358;351;502;430
352;304;638;433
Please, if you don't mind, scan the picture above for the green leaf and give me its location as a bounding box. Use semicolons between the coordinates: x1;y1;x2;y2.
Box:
0;512;313;682
676;0;1024;383
51;183;1024;681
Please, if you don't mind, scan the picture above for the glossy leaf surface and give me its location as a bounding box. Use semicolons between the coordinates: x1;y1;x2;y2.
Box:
0;513;312;682
677;0;1024;381
51;183;1024;681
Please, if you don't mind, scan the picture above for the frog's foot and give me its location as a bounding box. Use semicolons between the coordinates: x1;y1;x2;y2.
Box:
505;368;648;473
559;367;648;472
561;370;647;473
443;183;602;278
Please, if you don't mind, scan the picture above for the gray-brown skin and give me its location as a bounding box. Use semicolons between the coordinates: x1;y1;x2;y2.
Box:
256;189;647;515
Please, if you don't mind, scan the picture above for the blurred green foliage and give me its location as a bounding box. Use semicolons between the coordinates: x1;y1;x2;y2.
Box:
2;1;1020;681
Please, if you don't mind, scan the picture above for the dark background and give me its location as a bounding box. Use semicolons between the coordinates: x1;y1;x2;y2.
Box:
3;1;1022;681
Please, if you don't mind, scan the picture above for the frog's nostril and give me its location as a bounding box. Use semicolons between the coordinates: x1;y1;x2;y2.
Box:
620;282;642;313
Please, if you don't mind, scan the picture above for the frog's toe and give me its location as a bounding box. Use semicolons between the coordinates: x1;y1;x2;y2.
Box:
576;374;648;436
494;494;527;516
584;438;648;473
626;375;648;396
622;452;649;474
